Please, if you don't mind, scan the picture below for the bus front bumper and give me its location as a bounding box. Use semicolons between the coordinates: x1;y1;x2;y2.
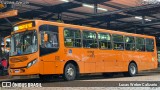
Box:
8;63;39;76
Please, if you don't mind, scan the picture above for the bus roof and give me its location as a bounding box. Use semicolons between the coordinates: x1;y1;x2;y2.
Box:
14;20;155;39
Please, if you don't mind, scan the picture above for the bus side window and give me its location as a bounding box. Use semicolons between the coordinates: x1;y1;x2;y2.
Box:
98;33;112;49
112;34;124;50
64;28;81;47
146;38;154;52
136;37;145;51
83;31;98;48
40;31;58;48
125;36;135;51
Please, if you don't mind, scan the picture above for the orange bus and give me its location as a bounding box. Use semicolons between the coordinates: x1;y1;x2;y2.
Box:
9;20;158;81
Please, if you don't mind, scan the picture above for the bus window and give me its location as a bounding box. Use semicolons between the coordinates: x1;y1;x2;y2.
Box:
136;37;145;51
124;36;135;51
5;38;10;48
10;33;22;56
83;31;98;48
64;28;81;47
98;33;112;49
41;32;58;48
112;34;124;50
146;38;154;52
39;25;59;56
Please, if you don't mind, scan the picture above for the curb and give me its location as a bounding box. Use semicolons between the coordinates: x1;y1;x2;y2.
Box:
0;75;39;82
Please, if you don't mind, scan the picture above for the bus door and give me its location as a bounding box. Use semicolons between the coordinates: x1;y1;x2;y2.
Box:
82;31;97;73
39;25;59;74
135;37;146;70
112;34;125;71
145;38;155;69
124;36;137;71
98;33;112;72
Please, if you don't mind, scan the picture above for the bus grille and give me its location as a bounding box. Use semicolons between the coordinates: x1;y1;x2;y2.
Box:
10;56;28;63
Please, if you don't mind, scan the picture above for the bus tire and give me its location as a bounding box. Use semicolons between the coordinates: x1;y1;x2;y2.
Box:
124;63;137;77
63;63;76;81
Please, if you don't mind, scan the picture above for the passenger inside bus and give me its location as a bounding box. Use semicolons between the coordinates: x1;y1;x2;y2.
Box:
24;35;37;54
45;41;52;48
114;43;124;50
24;40;32;53
118;44;124;50
44;33;58;48
44;33;52;48
16;41;22;55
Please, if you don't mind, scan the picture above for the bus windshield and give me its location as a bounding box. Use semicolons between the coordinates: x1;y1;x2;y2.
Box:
10;30;38;56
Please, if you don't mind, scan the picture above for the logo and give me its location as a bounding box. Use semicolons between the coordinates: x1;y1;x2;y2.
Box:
69;49;72;54
1;82;42;87
2;82;11;87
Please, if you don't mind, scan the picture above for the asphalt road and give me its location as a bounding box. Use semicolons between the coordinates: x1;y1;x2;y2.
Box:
1;70;160;85
0;70;160;90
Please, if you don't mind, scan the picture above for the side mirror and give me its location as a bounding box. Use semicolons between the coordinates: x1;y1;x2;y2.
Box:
44;33;49;42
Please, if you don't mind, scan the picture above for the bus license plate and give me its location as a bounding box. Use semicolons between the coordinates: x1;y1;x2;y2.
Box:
15;69;20;73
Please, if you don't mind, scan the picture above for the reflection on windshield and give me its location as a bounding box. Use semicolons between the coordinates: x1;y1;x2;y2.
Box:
10;30;38;56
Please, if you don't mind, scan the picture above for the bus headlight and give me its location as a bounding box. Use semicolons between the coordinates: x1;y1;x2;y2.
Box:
27;59;37;68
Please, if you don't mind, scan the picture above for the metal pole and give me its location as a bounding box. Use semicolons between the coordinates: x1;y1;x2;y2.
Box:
58;13;62;21
94;3;97;14
142;16;145;25
141;16;145;34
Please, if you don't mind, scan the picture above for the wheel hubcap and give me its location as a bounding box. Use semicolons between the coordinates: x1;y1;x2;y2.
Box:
67;67;74;77
130;66;136;74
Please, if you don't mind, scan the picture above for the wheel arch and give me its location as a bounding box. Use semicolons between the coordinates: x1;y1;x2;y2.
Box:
64;60;80;76
129;60;138;72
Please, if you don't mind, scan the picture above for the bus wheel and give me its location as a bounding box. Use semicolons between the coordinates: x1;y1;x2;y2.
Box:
102;73;114;78
63;63;76;81
124;63;137;77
